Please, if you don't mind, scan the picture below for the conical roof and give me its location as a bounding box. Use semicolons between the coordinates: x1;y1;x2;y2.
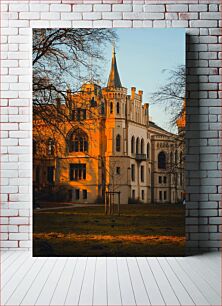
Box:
107;47;122;88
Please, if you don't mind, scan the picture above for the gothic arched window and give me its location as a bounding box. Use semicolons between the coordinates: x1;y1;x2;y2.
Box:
69;129;88;153
141;138;144;154
136;137;140;154
131;136;135;154
116;134;121;152
158;151;166;169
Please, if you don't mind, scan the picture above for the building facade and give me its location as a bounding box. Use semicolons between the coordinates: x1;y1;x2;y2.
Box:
33;49;184;205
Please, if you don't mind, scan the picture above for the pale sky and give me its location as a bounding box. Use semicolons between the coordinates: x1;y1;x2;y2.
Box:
102;28;185;133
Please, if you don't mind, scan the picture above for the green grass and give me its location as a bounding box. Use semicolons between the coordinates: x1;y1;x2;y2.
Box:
33;203;185;257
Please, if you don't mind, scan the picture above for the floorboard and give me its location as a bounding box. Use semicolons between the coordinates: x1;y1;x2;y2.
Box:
157;257;195;305
35;257;67;305
78;257;97;306
166;257;212;305
148;257;180;305
137;257;165;305
126;257;150;305
1;251;221;306
107;258;122;306
50;257;77;305
64;257;87;306
116;257;136;305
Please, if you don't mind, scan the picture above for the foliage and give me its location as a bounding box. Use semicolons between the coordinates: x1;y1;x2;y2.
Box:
33;28;116;105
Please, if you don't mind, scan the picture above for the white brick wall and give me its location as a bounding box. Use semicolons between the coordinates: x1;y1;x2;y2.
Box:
1;0;221;254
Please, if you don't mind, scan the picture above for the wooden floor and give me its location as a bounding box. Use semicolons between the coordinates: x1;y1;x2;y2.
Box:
1;251;221;306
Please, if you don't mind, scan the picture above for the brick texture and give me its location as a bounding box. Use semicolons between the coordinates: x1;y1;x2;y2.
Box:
0;0;221;254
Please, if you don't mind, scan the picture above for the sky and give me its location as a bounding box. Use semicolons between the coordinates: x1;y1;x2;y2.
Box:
102;28;185;133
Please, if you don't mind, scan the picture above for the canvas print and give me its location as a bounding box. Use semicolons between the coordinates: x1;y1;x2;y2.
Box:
33;28;186;256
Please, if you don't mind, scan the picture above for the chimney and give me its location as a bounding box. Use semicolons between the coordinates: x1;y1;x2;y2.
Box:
138;90;143;102
131;87;136;100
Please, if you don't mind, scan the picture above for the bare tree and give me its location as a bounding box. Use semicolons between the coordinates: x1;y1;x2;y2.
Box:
150;65;185;127
33;28;117;135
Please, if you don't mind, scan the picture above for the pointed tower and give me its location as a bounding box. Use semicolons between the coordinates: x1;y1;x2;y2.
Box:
107;47;122;88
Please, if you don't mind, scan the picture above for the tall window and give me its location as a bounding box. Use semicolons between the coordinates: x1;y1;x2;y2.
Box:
141;190;144;200
116;102;120;114
164;191;167;200
180;151;183;164
136;137;140;154
141;165;144;182
70;164;86;181
147;143;150;159
180;173;183;186
141;138;144;154
131;164;135;181
131;136;135;154
69;129;88;153
159;191;162;201
48;138;54;155
170;151;173;165
175;150;178;165
110;102;113;114
116;134;121;152
158;151;166;169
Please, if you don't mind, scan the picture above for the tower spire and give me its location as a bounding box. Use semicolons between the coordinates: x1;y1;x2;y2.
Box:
107;46;122;88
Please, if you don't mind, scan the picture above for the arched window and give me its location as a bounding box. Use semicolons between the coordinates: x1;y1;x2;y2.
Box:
141;138;144;154
116;102;120;114
175;150;178;165
110;102;113;114
69;129;88;153
147;143;150;159
158;151;166;169
116;134;121;152
48;138;55;155
131;136;135;154
136;137;140;154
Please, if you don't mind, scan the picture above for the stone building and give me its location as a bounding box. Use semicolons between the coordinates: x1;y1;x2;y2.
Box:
33;48;184;204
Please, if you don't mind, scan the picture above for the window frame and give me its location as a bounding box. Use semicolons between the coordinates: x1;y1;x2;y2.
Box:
70;163;86;181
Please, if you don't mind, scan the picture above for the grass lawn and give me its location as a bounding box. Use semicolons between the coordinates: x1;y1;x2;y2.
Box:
33;203;185;257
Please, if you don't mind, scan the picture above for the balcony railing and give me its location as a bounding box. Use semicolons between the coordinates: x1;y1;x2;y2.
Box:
135;154;147;161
